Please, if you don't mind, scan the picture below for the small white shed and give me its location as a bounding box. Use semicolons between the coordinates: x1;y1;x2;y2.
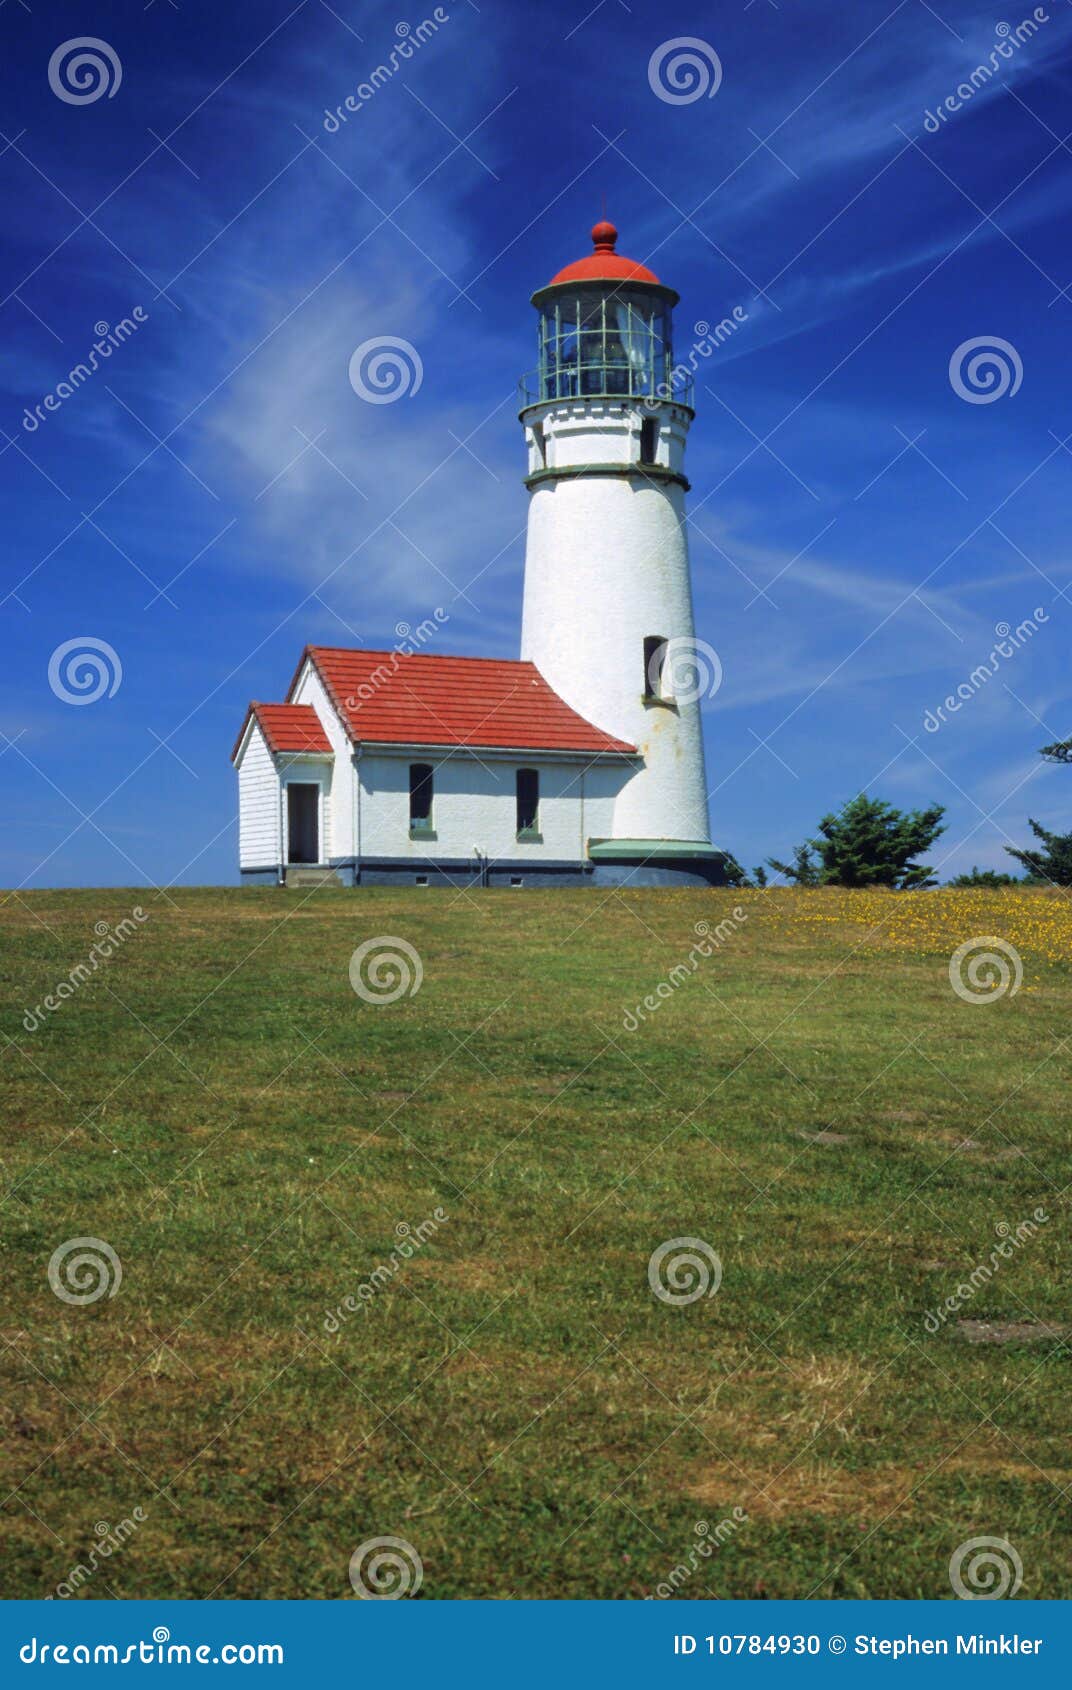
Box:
231;646;647;887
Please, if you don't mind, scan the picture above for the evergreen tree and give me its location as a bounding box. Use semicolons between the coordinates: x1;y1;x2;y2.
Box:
1005;819;1072;886
719;857;770;890
949;866;1023;888
1039;738;1072;764
768;842;821;886
769;794;945;889
719;854;750;888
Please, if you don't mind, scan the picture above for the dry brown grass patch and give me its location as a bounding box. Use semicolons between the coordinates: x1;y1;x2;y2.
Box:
687;1460;924;1522
413;1256;510;1293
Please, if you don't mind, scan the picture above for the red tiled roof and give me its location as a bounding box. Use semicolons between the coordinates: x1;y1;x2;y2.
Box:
290;647;635;755
232;702;333;762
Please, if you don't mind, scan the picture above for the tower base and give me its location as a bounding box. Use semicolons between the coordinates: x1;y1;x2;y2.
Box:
587;840;733;888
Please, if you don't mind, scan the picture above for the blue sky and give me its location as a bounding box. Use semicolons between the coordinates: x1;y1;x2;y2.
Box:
4;0;1072;887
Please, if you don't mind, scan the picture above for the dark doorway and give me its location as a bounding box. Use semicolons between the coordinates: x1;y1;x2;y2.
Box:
287;783;319;863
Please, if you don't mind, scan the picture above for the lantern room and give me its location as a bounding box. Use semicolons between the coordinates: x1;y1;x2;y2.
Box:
520;221;691;407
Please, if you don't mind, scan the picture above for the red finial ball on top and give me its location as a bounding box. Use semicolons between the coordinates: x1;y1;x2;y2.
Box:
544;218;666;290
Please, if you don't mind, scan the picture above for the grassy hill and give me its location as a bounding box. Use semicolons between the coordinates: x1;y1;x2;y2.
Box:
1;884;1069;1599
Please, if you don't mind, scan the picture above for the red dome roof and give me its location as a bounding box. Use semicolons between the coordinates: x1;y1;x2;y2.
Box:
547;220;662;287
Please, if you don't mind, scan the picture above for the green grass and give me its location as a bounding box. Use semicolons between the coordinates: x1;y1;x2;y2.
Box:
1;884;1069;1600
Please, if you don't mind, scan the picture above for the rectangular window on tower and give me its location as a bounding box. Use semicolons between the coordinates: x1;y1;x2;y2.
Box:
643;635;668;701
639;416;658;464
516;768;540;839
409;762;435;837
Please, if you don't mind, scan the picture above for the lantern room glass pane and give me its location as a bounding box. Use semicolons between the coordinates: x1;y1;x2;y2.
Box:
536;289;674;402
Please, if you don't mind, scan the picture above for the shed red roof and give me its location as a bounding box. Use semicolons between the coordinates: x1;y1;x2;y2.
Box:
232;702;332;761
548;220;662;288
292;647;635;755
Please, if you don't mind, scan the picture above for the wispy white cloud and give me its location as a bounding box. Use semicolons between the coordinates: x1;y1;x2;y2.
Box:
115;13;529;645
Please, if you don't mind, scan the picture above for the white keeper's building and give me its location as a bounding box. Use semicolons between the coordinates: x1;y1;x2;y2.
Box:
232;219;726;888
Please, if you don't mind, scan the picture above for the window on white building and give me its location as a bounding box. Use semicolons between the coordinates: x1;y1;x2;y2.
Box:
516;768;540;838
409;763;434;834
639;415;658;463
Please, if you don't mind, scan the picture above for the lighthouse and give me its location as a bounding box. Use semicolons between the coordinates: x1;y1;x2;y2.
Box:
232;217;730;890
518;219;721;883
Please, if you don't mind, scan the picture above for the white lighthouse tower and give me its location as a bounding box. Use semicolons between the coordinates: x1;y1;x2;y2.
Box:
519;220;722;884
